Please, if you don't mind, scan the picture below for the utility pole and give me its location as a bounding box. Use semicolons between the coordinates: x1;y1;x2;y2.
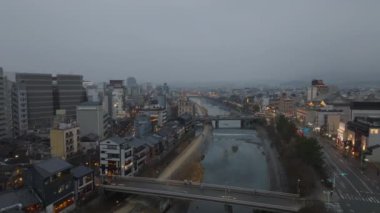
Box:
297;178;301;195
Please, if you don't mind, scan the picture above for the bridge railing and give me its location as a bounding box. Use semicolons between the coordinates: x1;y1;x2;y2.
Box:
102;184;302;212
108;176;300;199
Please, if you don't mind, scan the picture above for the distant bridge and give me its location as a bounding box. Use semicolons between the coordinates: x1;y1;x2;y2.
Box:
195;115;264;129
101;177;305;212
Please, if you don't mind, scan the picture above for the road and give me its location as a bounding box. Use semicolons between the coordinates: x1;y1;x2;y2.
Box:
103;177;305;212
320;137;380;213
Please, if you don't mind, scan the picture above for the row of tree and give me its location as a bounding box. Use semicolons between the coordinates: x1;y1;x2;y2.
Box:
266;115;326;196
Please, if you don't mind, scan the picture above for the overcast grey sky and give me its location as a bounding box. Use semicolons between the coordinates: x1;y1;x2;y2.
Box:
1;0;380;83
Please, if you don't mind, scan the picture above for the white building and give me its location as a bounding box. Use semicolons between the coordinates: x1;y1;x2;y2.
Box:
100;136;148;177
140;104;167;128
111;87;125;119
0;68;7;140
12;83;28;137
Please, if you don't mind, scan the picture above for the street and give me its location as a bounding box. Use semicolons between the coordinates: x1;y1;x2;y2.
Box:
320;137;380;213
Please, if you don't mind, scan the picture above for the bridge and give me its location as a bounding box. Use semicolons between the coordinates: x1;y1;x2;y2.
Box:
101;177;306;212
195;115;264;129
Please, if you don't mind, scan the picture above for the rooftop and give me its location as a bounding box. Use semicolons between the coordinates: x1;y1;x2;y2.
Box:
0;189;40;210
34;158;73;178
78;101;101;107
351;102;380;110
71;166;93;178
106;136;127;145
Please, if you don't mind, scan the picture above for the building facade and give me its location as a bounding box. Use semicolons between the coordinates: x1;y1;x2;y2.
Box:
11;83;28;137
177;96;195;117
28;158;75;213
76;102;110;140
54;75;85;119
0;68;7;139
50;122;80;160
16;73;54;129
346;117;380;162
100;136;148;177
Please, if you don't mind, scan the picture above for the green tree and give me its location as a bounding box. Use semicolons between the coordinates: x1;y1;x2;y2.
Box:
295;137;325;171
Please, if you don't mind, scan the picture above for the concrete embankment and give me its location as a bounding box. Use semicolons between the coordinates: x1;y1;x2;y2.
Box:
158;124;211;181
255;125;288;192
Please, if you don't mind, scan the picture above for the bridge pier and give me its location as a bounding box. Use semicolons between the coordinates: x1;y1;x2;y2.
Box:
215;120;219;129
224;204;233;213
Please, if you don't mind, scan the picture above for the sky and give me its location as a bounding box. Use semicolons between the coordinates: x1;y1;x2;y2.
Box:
1;0;380;84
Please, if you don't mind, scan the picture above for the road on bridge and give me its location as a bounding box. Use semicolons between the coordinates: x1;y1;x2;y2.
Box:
102;177;305;212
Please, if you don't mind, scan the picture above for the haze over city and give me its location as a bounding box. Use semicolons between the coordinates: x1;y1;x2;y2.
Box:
1;0;380;84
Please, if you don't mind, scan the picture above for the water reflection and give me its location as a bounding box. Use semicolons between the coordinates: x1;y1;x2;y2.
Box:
188;97;269;213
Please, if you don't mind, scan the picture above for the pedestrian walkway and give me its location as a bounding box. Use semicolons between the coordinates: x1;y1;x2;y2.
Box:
336;190;380;204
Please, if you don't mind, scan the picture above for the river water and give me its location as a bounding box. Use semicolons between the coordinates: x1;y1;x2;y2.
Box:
188;97;269;213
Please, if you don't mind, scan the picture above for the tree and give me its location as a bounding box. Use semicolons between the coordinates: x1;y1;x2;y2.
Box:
295;137;325;171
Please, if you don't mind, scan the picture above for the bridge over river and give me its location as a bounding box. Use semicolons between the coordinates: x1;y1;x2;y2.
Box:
102;177;306;212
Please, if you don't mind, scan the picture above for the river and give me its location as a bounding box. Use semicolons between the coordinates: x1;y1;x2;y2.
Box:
187;97;270;213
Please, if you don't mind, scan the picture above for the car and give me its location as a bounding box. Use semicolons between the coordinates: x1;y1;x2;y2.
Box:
321;178;334;189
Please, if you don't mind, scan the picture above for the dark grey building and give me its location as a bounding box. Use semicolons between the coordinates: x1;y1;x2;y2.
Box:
54;75;85;119
28;158;75;212
16;73;54;129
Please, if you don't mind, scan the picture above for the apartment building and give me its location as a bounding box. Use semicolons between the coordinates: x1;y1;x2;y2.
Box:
76;102;110;140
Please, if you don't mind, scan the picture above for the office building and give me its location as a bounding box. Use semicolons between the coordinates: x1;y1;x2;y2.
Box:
16;73;54;129
11;83;28;137
76;102;110;139
54;74;85;119
0;68;7;139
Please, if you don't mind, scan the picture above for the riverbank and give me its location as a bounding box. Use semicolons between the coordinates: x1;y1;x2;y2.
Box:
113;125;211;213
255;125;288;192
158;125;211;180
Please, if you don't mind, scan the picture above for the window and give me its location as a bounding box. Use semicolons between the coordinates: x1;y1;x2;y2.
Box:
107;145;117;150
108;153;119;159
370;129;379;135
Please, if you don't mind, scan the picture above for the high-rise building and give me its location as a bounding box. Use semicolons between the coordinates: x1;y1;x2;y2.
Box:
126;77;140;97
16;73;54;129
106;80;126;119
54;75;85;119
11;83;28;137
0;68;7;139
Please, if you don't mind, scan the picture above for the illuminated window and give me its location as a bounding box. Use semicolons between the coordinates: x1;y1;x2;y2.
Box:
370;129;379;135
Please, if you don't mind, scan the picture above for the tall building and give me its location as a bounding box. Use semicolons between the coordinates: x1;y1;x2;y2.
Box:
0;68;7;139
54;75;85;119
50;121;80;160
126;77;140;97
307;79;329;101
11;83;28;137
107;80;126;119
16;73;54;129
76;102;110;139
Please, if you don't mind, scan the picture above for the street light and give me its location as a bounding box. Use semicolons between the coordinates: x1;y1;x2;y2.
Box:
297;179;301;195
